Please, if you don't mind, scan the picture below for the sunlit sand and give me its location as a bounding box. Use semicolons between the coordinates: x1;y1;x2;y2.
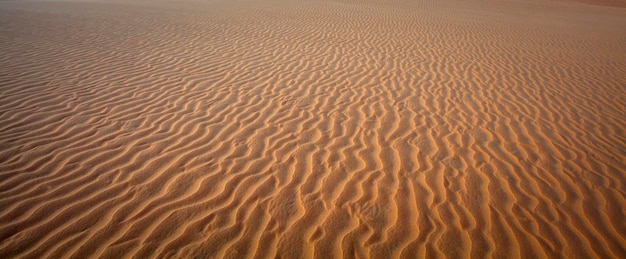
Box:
1;0;624;257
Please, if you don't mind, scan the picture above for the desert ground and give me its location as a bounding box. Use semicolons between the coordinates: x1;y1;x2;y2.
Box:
0;0;625;258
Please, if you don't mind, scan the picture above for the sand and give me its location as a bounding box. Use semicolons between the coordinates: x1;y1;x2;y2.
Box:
0;0;625;258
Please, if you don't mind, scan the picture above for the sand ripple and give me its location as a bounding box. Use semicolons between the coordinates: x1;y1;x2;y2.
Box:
1;0;625;258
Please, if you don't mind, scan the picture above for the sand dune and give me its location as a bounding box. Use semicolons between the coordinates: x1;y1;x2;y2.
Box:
0;0;625;258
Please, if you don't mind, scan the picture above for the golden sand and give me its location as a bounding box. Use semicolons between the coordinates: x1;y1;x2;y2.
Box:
0;0;624;258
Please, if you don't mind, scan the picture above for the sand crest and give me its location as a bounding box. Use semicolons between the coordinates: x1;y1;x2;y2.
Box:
1;0;625;258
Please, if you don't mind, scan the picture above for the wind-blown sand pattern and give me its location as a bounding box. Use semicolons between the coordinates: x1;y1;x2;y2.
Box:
1;0;625;258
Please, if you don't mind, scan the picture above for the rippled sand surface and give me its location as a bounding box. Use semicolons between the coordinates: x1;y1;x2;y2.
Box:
1;0;625;258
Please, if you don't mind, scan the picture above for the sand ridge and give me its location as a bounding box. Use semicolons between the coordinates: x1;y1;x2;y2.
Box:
0;0;625;258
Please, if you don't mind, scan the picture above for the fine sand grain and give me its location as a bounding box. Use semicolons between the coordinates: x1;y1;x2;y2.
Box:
1;0;625;258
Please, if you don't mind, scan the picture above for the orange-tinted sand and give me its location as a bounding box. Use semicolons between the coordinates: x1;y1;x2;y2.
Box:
1;0;625;258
